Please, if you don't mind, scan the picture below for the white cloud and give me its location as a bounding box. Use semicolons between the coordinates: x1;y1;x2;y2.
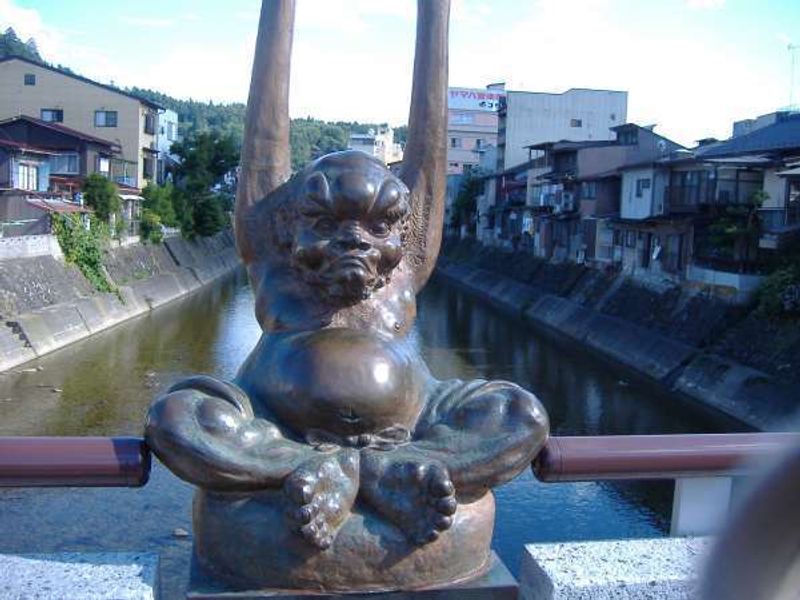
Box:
0;0;63;59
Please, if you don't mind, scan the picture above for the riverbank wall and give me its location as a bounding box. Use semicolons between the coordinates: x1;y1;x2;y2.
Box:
437;239;799;431
0;231;240;373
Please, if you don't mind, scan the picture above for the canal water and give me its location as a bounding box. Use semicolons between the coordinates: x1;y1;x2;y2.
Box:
0;270;743;598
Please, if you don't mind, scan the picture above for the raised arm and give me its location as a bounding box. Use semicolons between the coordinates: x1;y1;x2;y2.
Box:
399;0;450;292
235;0;294;264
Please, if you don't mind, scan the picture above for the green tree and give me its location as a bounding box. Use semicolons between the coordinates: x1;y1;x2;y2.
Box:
708;189;767;266
171;131;239;237
452;174;483;234
141;182;177;227
82;173;120;223
140;209;163;244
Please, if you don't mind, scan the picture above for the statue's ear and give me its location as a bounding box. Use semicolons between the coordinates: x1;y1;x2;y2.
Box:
235;0;295;263
399;0;450;292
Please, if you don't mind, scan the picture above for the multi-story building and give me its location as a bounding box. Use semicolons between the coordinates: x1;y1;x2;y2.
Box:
348;127;403;164
0;56;162;191
447;85;504;175
497;88;628;172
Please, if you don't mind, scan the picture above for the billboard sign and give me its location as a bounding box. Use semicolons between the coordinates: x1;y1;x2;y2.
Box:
448;87;505;112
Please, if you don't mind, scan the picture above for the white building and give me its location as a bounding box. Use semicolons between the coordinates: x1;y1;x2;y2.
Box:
156;108;180;184
348;127;403;165
497;88;628;171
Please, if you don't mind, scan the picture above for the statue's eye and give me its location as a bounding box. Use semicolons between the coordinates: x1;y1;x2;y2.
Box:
370;220;390;236
313;217;337;236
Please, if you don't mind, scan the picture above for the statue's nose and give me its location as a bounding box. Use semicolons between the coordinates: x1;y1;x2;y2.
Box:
335;225;371;252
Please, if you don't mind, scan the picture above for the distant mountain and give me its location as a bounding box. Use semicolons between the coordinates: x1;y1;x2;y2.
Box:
1;31;407;170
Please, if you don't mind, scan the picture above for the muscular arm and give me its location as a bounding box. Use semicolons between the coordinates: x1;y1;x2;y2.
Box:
144;375;316;491
399;0;450;291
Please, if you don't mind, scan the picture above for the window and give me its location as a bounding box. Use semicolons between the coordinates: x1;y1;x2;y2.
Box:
610;112;616;121
618;129;639;145
40;109;63;123
635;178;651;197
143;156;155;180
570;118;582;128
581;181;597;199
24;73;35;86
50;153;79;174
625;230;636;248
17;163;39;191
97;156;111;175
167;122;176;141
95;110;118;127
450;137;461;148
475;138;484;150
144;113;156;135
448;162;459;169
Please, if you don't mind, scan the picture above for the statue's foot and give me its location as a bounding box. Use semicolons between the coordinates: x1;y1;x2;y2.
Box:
283;449;359;549
360;450;457;545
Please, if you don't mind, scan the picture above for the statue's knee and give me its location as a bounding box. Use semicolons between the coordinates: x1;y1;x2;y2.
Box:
503;386;548;432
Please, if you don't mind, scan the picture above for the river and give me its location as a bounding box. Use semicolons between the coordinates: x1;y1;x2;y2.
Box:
0;270;744;598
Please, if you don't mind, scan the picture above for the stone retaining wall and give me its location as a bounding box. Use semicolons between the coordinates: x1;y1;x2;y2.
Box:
437;246;799;431
0;230;239;373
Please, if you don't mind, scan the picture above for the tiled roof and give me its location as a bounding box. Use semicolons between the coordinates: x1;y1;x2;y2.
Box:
696;113;800;158
0;115;120;150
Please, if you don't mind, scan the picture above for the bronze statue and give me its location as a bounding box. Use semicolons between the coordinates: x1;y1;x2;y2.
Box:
145;0;549;593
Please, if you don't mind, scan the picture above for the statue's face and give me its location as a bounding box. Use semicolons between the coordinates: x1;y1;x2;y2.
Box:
289;158;409;303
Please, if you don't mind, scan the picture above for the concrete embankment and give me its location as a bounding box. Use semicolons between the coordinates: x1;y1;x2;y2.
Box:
437;242;799;431
0;231;239;373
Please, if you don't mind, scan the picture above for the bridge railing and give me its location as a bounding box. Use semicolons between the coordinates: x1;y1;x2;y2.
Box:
2;433;799;535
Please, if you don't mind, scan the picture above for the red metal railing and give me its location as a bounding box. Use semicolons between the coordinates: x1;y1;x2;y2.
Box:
1;433;799;488
532;433;800;482
0;437;150;487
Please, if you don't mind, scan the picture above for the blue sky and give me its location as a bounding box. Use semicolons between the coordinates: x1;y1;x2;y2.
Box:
3;0;799;146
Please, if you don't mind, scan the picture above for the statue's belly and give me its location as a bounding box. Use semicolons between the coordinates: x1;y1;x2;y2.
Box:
244;329;425;440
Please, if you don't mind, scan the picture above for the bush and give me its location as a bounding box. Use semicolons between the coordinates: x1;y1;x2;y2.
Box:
52;213;115;293
757;264;800;318
82;174;120;222
140;209;163;244
142;182;177;227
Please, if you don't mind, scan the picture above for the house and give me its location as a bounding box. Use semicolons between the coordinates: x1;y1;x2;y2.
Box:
610;112;800;300
0;114;122;195
525;124;684;262
0;55;162;190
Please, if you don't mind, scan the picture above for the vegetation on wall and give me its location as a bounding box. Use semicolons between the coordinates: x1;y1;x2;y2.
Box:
51;214;115;293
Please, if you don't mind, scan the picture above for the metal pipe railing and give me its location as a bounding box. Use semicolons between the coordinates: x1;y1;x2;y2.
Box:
1;432;798;489
533;433;800;482
0;437;150;487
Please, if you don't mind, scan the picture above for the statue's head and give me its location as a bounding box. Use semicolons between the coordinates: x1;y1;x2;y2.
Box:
283;151;409;303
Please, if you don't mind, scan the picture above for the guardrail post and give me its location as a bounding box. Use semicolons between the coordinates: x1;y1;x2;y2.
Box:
670;476;733;536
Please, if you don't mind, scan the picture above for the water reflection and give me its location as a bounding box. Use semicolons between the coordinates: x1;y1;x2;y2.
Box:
0;271;741;598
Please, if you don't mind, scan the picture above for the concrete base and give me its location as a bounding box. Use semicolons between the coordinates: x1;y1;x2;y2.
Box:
0;552;159;599
519;537;710;600
187;551;517;599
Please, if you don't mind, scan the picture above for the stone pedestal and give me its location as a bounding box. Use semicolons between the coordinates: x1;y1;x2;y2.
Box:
0;552;160;599
519;537;710;600
187;551;517;599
